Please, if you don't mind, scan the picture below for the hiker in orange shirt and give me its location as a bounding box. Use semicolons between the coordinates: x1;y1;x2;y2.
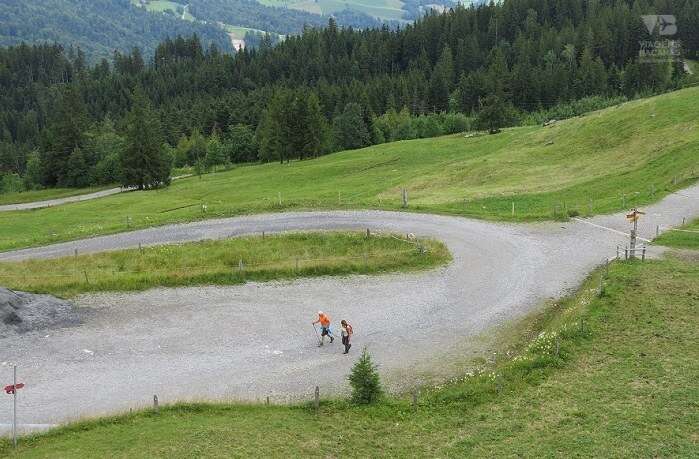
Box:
312;311;334;346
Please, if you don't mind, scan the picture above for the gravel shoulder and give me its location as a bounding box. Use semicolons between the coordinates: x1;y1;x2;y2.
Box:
0;184;697;431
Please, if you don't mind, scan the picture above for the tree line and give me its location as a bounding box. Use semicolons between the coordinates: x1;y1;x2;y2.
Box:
0;0;696;192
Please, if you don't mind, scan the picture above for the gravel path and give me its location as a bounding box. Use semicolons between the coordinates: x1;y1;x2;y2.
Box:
0;188;127;212
0;184;697;433
0;175;192;212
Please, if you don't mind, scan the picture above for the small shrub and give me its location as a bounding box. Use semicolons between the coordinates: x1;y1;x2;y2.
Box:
348;348;383;404
567;209;580;217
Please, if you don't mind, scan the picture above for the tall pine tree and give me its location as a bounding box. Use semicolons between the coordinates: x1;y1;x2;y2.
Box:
120;89;172;189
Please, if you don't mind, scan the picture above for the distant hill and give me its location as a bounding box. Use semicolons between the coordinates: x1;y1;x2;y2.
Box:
258;0;459;22
186;0;389;35
0;0;233;61
0;0;461;61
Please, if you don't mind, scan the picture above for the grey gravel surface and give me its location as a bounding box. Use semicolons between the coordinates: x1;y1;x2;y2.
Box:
0;184;697;433
0;175;192;213
0;288;78;337
0;188;127;212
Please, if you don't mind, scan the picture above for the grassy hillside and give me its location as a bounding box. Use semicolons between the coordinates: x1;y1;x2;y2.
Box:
3;256;696;457
0;232;449;297
655;217;699;249
260;0;407;21
0;87;697;252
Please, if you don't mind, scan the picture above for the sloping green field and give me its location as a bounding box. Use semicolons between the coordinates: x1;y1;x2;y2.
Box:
0;87;697;251
655;217;699;249
260;0;407;21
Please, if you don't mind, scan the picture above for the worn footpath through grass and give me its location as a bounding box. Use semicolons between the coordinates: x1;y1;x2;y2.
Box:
0;232;449;298
2;254;696;457
0;87;697;252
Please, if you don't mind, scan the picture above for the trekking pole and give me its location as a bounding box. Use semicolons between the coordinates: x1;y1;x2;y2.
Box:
312;324;322;346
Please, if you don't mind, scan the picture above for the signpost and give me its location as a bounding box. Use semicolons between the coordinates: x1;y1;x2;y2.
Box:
626;208;646;259
4;365;24;448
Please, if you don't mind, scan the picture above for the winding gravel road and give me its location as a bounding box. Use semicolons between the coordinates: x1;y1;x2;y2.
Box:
0;184;697;433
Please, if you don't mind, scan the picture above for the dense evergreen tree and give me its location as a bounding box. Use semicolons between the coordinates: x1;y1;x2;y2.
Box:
205;130;228;169
23;150;42;190
0;0;696;191
225;124;258;163
477;95;511;134
120;90;171;189
40;86;89;187
333;103;371;151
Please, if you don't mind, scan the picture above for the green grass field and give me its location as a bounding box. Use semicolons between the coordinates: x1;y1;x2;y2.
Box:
0;88;697;252
260;0;407;21
0;232;449;297
655;217;699;249
3;256;695;457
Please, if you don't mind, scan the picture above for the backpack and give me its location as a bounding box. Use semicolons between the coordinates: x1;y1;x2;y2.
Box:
346;324;353;335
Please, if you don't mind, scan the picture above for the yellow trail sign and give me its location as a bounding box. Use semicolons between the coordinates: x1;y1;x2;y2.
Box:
626;209;645;222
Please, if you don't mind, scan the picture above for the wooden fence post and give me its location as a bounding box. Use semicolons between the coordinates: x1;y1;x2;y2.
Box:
314;386;320;413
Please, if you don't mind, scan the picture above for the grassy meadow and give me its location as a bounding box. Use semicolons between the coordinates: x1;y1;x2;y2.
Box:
130;0;194;20
0;232;449;298
2;255;696;457
0;87;697;252
259;0;407;21
655;217;699;249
